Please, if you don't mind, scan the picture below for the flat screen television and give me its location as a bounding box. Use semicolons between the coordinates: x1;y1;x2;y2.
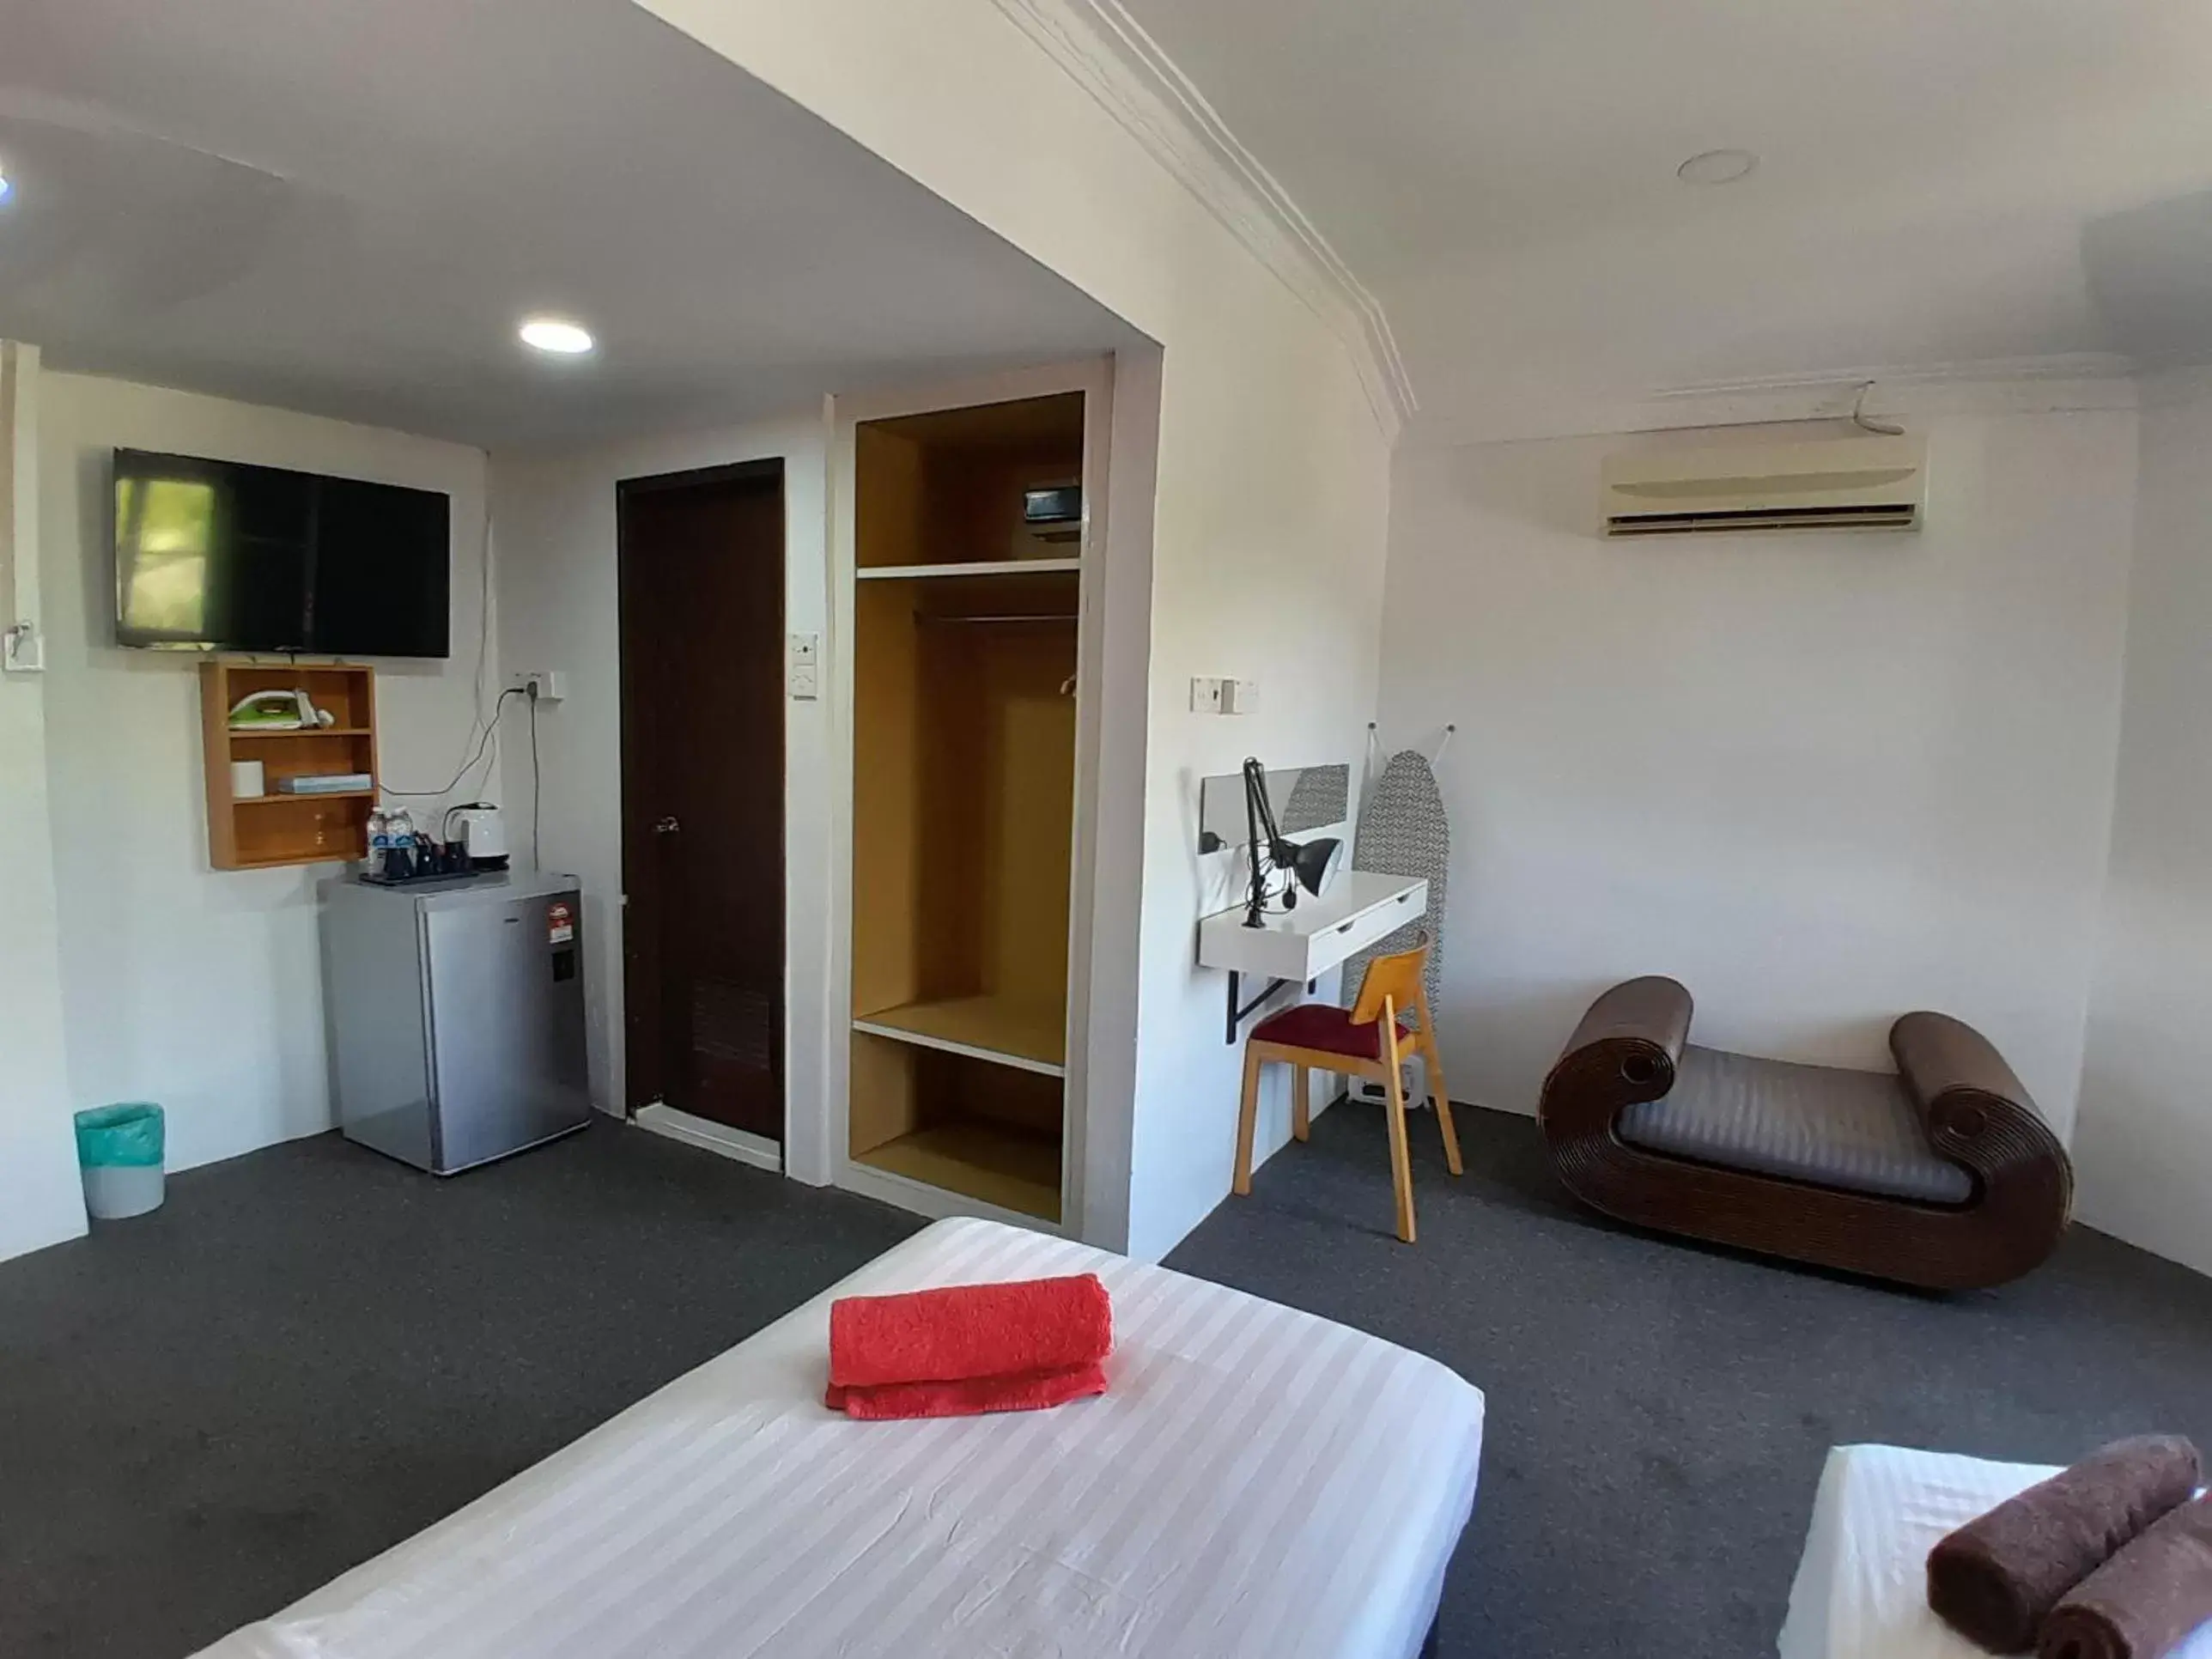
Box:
112;449;451;657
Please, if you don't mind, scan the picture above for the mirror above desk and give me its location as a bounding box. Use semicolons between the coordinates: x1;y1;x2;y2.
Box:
1196;763;1350;851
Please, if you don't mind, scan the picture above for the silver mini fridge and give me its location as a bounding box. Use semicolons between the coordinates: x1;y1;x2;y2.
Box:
320;870;591;1174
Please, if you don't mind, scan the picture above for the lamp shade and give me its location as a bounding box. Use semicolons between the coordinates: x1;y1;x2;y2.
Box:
1286;836;1340;896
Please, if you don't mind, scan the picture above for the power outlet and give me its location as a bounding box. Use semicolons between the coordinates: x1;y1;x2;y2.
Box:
514;670;567;704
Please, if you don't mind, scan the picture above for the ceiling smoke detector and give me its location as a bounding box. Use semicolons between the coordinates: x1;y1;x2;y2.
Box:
1677;149;1759;186
519;317;593;355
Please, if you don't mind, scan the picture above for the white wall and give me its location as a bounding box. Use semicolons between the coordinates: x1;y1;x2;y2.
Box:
1380;408;2138;1139
641;0;1395;1259
37;373;495;1177
489;410;835;1179
2075;380;2212;1275
0;343;88;1261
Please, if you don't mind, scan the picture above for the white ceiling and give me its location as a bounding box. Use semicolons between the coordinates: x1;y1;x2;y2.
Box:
0;0;1134;447
1112;0;2212;428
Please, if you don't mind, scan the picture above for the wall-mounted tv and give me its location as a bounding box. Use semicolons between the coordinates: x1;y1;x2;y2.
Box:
112;449;451;658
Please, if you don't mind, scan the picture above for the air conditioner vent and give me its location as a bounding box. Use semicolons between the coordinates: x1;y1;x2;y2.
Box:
1601;435;1927;538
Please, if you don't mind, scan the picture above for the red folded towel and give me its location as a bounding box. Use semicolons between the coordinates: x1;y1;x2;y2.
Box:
825;1273;1112;1421
826;1363;1109;1421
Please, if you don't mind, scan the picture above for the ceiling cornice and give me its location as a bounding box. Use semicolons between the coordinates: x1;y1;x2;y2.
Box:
988;0;1414;442
1401;353;2146;450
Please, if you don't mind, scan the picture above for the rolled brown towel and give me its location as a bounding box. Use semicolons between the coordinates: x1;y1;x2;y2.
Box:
1928;1437;2203;1653
2039;1497;2212;1659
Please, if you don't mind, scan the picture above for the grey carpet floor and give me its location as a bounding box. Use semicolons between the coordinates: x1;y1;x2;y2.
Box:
4;1108;2212;1658
1169;1100;2212;1657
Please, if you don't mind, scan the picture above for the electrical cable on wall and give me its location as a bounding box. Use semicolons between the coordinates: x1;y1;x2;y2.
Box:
385;685;526;799
1851;380;1906;437
383;508;506;803
528;687;542;870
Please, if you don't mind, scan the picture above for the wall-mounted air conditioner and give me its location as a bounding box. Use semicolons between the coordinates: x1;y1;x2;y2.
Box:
1601;434;1927;537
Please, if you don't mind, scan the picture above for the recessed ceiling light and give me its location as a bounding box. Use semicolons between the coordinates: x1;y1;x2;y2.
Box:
519;317;593;355
1677;149;1759;186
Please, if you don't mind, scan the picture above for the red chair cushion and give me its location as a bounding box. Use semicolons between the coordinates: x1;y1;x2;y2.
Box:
1250;1002;1416;1062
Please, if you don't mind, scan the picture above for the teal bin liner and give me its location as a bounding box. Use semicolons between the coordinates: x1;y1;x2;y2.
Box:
75;1103;165;1168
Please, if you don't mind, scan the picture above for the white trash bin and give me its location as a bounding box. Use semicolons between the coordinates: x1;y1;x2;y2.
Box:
74;1103;166;1220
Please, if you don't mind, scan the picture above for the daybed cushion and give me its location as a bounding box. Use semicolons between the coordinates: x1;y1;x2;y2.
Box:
192;1216;1486;1659
1616;1045;1974;1206
1780;1443;2212;1659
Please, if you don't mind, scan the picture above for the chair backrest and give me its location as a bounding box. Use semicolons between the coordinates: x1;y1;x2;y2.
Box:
1351;937;1430;1027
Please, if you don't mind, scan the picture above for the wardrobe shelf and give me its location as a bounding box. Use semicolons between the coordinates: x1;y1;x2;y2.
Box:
852;994;1066;1077
856;557;1083;580
854;1121;1062;1222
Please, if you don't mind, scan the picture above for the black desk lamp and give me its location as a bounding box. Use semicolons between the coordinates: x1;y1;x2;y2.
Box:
1242;757;1340;927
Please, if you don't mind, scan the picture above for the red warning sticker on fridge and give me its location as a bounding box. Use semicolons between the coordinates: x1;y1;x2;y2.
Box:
547;901;574;945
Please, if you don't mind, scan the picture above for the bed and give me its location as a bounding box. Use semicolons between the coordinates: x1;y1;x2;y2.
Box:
192;1216;1486;1659
1779;1443;2212;1659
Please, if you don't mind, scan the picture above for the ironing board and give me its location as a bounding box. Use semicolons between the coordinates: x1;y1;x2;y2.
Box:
1344;749;1451;1021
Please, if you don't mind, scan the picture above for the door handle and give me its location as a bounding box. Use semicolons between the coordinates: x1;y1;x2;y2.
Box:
653;816;681;835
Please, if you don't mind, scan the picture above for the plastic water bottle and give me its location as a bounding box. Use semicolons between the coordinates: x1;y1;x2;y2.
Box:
367;808;390;877
388;809;416;879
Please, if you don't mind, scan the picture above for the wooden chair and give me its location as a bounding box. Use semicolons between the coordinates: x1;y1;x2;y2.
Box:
1231;939;1462;1243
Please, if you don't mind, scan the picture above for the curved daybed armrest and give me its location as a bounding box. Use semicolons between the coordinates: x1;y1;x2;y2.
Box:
1891;1012;2070;1192
1562;975;1692;1082
1543;976;1693;1119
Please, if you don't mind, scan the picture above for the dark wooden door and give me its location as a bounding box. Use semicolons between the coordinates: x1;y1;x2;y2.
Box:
618;462;785;1141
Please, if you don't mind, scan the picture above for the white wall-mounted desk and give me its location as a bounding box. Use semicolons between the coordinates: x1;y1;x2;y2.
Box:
1197;872;1427;1042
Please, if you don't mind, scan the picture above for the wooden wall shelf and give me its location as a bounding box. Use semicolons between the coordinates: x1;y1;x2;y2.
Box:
200;660;380;871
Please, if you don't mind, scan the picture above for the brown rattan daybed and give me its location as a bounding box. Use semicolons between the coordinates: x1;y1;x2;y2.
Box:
1537;976;2073;1289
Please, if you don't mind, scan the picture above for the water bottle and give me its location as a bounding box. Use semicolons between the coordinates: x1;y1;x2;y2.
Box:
367;808;390;878
388;809;416;880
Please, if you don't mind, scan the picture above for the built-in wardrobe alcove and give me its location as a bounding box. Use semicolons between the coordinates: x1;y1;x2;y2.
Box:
845;386;1094;1224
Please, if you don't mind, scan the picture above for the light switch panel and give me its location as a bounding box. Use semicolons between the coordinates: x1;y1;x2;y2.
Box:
789;632;821;700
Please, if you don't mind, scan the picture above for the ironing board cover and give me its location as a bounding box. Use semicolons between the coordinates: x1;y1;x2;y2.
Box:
1343;750;1449;1020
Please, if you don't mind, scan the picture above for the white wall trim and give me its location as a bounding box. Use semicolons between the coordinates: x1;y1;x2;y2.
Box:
988;0;1413;443
1;343;40;653
634;1103;785;1174
1405;353;2144;449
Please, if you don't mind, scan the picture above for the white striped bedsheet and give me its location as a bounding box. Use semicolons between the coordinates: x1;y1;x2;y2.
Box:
194;1216;1486;1659
1778;1443;2212;1659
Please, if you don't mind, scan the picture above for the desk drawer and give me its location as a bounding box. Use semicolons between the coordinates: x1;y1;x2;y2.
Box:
1196;874;1428;982
1320;882;1424;971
